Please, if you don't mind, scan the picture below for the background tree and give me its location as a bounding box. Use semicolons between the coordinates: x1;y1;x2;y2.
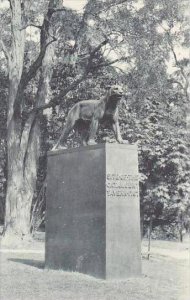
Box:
0;0;189;242
0;0;63;240
0;0;131;240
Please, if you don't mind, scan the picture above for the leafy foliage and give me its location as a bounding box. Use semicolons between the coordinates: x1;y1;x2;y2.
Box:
0;0;189;239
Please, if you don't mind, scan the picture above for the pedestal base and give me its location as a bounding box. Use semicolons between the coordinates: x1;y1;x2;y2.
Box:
45;143;141;279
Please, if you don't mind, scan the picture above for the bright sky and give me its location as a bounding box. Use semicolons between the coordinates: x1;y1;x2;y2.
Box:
63;0;145;11
0;0;88;11
0;0;9;9
63;0;87;11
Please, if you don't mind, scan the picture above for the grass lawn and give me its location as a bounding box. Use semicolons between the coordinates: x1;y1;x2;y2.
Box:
0;239;189;300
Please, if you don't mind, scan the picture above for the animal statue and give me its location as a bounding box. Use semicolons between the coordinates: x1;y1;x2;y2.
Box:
52;85;128;149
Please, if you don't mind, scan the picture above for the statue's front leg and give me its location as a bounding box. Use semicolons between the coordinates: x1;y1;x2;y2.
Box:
112;121;128;144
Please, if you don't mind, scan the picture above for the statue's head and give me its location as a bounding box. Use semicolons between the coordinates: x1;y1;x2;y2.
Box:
108;85;123;100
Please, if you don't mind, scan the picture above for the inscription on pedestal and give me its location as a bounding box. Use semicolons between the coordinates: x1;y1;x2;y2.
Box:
106;173;139;198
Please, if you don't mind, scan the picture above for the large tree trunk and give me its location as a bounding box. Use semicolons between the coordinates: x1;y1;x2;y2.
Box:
4;0;27;240
4;0;56;242
5;116;40;238
4;51;55;241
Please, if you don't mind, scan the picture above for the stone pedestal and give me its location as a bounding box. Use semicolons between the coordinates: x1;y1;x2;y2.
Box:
45;143;141;279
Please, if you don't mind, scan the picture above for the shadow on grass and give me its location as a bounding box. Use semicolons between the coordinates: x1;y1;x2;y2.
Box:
8;258;45;269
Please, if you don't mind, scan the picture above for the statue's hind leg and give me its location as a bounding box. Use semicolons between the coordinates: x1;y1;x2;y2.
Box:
87;118;99;145
52;106;79;150
81;129;89;146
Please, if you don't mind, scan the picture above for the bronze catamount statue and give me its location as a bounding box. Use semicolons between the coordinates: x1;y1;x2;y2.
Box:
52;85;128;149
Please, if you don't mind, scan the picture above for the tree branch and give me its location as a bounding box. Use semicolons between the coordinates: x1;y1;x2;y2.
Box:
24;29;128;116
114;66;127;75
27;39;109;114
100;0;129;13
166;31;189;101
29;72;88;113
51;8;67;13
167;79;185;91
18;0;59;91
13;0;60;116
85;39;109;71
90;39;109;56
27;56;128;114
71;4;89;54
20;23;42;31
0;39;10;62
78;40;109;62
19;36;57;89
98;56;128;68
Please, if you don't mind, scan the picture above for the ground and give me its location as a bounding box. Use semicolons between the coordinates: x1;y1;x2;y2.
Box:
0;238;189;300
